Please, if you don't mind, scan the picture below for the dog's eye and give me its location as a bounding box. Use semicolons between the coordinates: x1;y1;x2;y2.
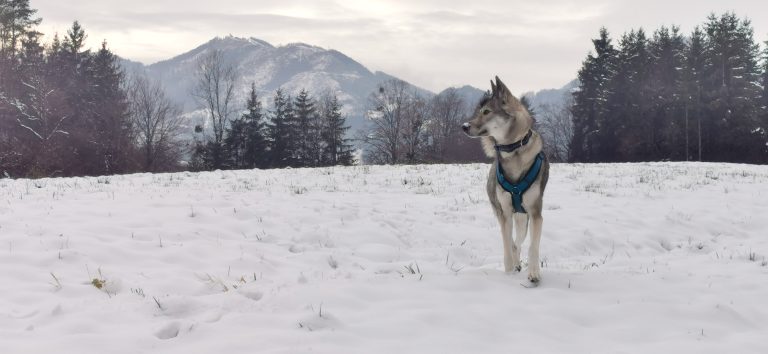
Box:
482;109;491;115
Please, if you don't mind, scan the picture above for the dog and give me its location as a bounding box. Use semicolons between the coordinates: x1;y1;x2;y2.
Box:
462;76;550;283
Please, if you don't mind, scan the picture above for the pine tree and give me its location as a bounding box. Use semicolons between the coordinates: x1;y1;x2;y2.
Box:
602;29;653;161
224;116;248;169
647;26;687;160
321;94;354;165
570;28;617;162
242;83;267;168
0;0;41;58
87;41;135;174
571;15;766;164
292;89;315;166
683;27;708;161
63;21;86;56
760;41;768;161
701;13;763;162
59;21;95;174
266;89;295;167
224;84;266;169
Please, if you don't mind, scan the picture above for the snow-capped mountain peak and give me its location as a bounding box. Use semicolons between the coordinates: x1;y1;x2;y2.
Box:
129;36;427;131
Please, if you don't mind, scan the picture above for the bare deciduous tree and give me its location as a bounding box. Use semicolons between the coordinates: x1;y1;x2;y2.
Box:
361;79;410;164
192;49;237;168
535;97;574;162
127;74;184;172
427;88;466;162
401;93;430;163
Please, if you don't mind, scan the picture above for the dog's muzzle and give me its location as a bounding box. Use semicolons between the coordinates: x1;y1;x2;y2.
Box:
461;122;470;133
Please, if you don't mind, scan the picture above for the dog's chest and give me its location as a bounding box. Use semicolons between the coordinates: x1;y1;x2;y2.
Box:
489;155;542;214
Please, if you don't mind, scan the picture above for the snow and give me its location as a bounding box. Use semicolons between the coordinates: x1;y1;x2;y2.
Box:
1;162;768;353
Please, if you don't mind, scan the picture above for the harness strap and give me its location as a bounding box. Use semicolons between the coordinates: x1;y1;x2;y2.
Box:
495;147;545;214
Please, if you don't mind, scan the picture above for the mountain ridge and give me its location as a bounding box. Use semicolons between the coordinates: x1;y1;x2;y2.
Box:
126;35;436;131
122;35;571;133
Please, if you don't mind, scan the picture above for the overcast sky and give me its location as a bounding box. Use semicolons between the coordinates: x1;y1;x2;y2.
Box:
32;0;768;94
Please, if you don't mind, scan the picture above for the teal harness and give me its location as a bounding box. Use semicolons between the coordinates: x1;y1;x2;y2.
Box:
494;130;545;214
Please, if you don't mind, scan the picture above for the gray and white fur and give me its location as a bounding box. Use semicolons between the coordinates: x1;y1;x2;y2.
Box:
462;76;550;283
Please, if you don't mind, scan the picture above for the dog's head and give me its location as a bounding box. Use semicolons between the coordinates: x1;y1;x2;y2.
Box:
462;76;532;141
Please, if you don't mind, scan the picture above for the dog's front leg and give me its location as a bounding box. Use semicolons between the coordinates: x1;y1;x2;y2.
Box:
511;213;529;272
527;214;543;283
498;215;515;272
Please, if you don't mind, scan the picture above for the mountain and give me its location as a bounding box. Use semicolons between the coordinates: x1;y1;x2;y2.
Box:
523;79;579;111
125;36;429;132
442;81;578;115
122;35;574;137
438;85;487;110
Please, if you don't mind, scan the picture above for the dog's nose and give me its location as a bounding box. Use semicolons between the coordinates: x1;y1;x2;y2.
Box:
461;122;470;133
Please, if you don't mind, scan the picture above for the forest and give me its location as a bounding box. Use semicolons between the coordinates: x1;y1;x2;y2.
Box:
570;13;768;164
3;3;767;180
0;0;359;178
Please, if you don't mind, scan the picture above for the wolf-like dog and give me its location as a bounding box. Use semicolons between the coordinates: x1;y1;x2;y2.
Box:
462;76;550;283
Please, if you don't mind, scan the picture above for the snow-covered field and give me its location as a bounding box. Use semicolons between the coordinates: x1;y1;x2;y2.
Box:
1;162;767;353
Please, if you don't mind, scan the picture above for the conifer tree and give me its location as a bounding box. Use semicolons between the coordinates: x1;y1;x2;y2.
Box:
760;42;768;161
85;41;135;174
683;27;708;161
601;29;652;161
224;115;248;169
293;89;316;166
266;89;294;167
701;13;763;162
0;0;41;58
243;83;267;168
570;13;767;163
226;83;267;169
321;94;354;165
570;28;617;162
648;26;687;160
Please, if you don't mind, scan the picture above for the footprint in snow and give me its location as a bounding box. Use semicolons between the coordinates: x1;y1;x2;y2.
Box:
155;321;181;340
238;289;263;301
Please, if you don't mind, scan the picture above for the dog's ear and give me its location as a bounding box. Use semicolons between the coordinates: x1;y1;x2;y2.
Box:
495;76;511;100
494;76;526;115
489;79;497;97
495;76;522;107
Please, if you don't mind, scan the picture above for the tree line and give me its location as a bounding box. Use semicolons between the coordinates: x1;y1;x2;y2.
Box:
188;51;356;171
0;4;136;177
570;12;768;164
0;0;355;178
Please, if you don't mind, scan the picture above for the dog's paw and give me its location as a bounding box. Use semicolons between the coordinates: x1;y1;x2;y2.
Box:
527;271;540;283
515;265;522;272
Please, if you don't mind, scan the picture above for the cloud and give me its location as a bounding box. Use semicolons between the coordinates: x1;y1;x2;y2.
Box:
31;0;768;93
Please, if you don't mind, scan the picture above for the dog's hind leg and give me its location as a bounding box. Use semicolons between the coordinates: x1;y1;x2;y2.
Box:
497;215;516;272
511;213;529;272
527;214;543;283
